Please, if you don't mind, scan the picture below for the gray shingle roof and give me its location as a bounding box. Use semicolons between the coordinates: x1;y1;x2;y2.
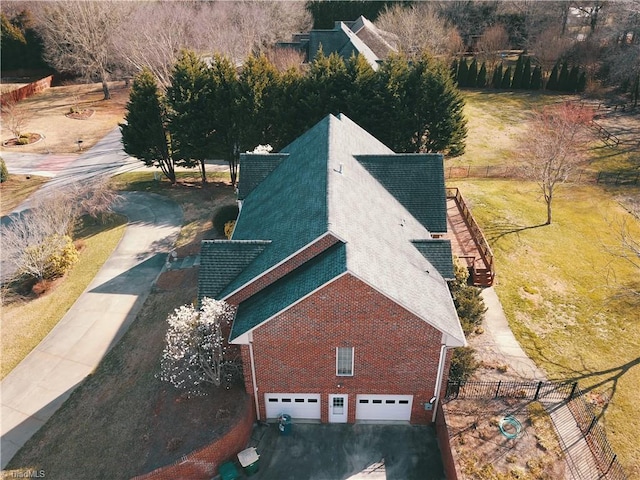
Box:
216;113;465;347
411;239;455;280
237;153;289;200
230;242;347;340
198;240;270;301
355;153;448;233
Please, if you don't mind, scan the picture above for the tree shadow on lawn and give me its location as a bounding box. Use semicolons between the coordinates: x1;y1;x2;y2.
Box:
532;344;640;421
484;220;548;243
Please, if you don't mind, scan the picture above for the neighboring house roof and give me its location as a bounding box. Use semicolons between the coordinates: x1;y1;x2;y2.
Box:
278;16;398;71
198;113;465;347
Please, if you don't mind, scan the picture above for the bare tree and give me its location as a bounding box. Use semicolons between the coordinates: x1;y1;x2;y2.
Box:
33;1;133;99
529;26;575;79
519;103;595;225
1;98;28;138
375;3;462;58
476;24;511;70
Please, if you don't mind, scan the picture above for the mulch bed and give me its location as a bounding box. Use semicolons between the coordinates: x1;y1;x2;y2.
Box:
2;132;42;146
65;109;95;120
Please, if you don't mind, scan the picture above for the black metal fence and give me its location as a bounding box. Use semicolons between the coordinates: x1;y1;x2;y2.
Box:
567;385;628;480
444;165;639;185
445;380;628;480
445;380;577;402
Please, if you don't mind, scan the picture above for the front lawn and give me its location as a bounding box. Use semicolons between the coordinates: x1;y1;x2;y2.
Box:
450;178;640;478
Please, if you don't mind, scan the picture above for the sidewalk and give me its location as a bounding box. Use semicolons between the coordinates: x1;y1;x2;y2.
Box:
478;287;600;479
0;192;182;468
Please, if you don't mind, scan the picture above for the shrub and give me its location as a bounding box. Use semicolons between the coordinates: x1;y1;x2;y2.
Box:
0;157;8;183
43;235;79;279
224;220;235;239
17;135;30;145
454;285;488;334
449;346;479;382
213;204;239;236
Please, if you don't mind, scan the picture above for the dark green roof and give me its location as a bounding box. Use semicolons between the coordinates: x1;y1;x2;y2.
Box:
230;242;347;340
411;239;455;280
355;154;447;233
198;240;270;301
237;153;289;200
219;116;332;298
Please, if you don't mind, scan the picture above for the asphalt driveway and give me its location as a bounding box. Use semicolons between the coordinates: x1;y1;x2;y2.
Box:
241;423;445;480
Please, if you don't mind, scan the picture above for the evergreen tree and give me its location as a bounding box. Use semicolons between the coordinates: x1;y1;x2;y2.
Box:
558;61;570;92
531;66;543;90
120;68;176;184
491;63;503;89
450;58;459;84
546;63;559;90
511;55;524;89
0;157;9;183
501;66;512;89
577;71;587;93
166;50;215;183
568;65;580;93
522;56;532;90
457;58;469;88
468;58;478;88
477;62;487;88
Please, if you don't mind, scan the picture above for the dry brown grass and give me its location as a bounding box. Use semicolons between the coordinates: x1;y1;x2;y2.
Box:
0;174;49;215
0;81;130;154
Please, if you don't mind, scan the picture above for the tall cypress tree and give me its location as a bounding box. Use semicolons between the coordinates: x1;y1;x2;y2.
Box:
492;63;503;89
477;62;487;88
512;55;524;89
568;65;580;93
558;61;570;92
457;58;469;88
501;66;512;89
522;57;532;90
531;66;542;90
546;63;559;90
577;71;587;93
120;68;176;184
450;58;459;84
468;58;478;88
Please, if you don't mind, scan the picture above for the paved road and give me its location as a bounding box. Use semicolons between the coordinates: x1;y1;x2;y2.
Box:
0;191;182;468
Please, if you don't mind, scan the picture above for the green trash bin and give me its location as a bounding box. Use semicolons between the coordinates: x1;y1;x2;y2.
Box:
218;460;240;480
278;413;292;436
237;447;260;476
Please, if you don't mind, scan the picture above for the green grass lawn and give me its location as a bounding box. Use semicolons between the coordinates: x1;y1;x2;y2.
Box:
451;178;640;478
1;215;127;379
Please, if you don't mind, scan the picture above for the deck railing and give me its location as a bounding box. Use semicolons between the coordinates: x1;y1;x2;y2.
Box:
445;187;495;286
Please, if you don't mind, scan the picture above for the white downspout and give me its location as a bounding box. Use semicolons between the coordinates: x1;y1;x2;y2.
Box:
248;337;260;421
431;344;449;423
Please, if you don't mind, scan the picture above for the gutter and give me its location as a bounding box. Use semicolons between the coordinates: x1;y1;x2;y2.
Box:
431;344;449;423
248;338;261;421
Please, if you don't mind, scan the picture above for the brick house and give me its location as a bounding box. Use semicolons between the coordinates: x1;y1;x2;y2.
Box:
198;114;466;425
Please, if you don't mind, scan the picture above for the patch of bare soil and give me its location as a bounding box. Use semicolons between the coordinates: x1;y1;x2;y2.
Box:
444;399;566;480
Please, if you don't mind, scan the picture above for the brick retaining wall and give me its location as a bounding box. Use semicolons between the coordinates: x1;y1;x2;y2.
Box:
132;395;255;480
435;402;460;480
1;75;53;105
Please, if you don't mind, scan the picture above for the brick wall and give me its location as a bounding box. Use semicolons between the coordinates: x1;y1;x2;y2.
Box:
227;233;340;305
435;402;459;480
0;75;53;105
132;395;254;480
245;273;446;424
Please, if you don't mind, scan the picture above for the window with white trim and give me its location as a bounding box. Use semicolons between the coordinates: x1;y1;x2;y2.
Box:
336;347;354;376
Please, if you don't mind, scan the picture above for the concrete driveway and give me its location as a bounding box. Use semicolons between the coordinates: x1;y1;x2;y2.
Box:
243;423;445;480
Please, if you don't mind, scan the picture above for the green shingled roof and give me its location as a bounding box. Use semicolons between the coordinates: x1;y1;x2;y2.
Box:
202;114;465;347
230;242;347;340
411;239;455;280
355;154;447;233
198;240;270;301
237;153;289;200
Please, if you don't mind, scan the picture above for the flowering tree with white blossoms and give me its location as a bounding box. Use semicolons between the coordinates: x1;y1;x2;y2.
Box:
159;297;237;395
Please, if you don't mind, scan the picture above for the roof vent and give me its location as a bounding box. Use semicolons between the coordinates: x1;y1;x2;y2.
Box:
335;163;343;174
400;218;406;227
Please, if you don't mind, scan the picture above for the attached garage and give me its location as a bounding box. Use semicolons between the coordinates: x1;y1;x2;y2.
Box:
264;393;321;420
355;394;413;422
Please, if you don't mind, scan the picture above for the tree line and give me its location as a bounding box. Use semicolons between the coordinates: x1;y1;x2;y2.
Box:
121;50;467;185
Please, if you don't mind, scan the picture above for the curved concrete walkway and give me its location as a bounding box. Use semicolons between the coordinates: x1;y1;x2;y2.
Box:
0;192;182;468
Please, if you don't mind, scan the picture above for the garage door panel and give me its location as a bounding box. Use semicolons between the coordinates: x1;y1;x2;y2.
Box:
265;393;321;420
356;394;413;421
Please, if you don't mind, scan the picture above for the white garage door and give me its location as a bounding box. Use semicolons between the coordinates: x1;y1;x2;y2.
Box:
264;393;321;420
356;394;413;422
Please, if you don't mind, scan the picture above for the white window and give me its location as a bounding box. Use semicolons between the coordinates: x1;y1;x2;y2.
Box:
336;347;354;376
